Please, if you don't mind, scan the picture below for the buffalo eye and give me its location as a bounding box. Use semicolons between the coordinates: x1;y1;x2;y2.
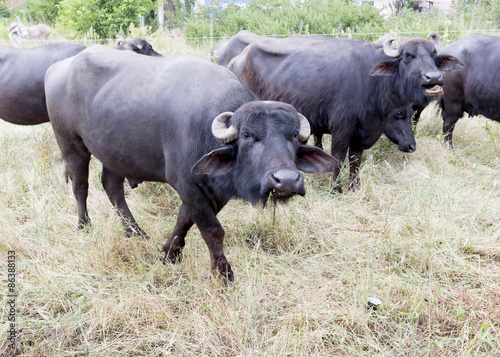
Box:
242;132;251;140
395;110;404;118
293;131;299;140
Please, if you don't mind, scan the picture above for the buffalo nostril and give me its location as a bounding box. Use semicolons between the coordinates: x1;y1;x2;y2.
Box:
409;143;416;152
271;170;301;186
424;71;443;82
270;169;304;196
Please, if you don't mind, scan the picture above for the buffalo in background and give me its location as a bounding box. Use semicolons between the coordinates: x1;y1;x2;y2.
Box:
0;39;161;128
211;31;420;173
116;38;162;57
210;30;326;66
436;34;500;147
229;34;464;192
44;47;337;281
0;43;86;126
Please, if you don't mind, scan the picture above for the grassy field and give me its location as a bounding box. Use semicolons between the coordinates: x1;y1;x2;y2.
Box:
0;33;499;356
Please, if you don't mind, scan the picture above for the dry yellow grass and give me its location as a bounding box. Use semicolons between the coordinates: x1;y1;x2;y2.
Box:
0;36;499;356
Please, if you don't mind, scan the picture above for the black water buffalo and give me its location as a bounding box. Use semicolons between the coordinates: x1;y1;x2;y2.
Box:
230;35;464;191
0;43;86;126
0;40;161;127
116;38;162;57
44;46;337;281
214;32;418;161
210;30;326;66
436;34;500;147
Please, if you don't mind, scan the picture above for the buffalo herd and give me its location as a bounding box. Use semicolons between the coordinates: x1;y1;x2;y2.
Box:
1;30;498;281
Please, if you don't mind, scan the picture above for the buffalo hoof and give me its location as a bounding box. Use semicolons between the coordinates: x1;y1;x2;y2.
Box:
348;181;360;191
162;247;183;265
124;225;149;239
217;258;234;283
77;219;91;232
330;185;343;195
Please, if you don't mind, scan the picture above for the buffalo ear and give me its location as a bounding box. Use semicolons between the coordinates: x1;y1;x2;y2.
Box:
296;146;338;173
436;55;465;71
369;60;399;76
191;146;236;177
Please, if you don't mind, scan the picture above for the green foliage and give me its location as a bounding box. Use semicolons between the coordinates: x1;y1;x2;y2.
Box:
58;0;154;39
482;0;500;25
183;0;498;46
184;0;386;43
17;0;62;23
386;4;494;45
0;0;8;19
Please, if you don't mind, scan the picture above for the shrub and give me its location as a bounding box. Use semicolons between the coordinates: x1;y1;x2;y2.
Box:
58;0;154;39
0;0;9;19
184;0;386;44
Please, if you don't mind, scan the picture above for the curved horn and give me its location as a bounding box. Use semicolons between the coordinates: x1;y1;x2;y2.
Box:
126;38;142;50
383;37;400;58
298;113;311;142
212;112;238;143
428;32;441;51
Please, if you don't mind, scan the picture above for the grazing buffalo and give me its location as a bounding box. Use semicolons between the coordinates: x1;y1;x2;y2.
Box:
0;39;160;127
436;34;500;147
210;30;326;66
44;46;337;281
230;35;464;191
116;38;162;57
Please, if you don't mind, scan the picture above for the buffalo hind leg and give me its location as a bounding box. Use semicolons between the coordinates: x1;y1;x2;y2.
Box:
441;96;464;149
65;152;91;230
162;204;194;264
442;115;460;149
348;149;363;191
101;166;146;237
314;134;324;149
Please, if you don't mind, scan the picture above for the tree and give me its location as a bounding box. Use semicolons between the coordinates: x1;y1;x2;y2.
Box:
0;0;9;18
58;0;154;39
18;0;62;23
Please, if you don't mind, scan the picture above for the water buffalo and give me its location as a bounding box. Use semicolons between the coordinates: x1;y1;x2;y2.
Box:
0;43;86;126
214;31;417;160
0;39;161;127
210;30;326;66
435;34;500;147
44;46;337;281
230;35;464;192
116;38;162;57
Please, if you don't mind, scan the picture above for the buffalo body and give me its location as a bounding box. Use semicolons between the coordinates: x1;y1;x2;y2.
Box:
45;46;336;280
230;36;464;191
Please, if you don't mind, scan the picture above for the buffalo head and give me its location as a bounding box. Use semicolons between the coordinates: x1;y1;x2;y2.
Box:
192;101;337;205
383;105;416;153
116;38;162;57
369;33;465;107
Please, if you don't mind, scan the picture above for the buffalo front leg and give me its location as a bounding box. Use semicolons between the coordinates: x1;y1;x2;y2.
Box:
330;140;350;194
193;208;233;282
101;166;146;237
162;204;194;264
348;149;363;191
